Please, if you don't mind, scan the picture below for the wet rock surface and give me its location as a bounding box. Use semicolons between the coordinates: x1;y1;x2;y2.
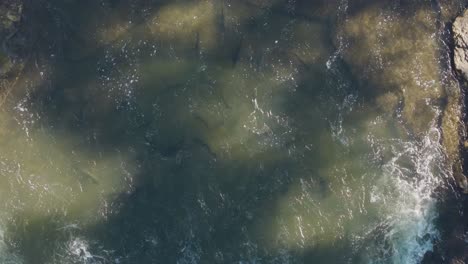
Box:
452;9;468;194
438;8;468;264
454;10;468;81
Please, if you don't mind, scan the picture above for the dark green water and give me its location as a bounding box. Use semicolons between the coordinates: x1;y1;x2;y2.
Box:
0;0;466;263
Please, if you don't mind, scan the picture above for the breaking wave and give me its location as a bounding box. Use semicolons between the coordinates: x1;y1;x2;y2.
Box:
365;125;448;263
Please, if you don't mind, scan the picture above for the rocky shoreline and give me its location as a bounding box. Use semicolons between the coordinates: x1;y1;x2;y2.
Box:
425;8;468;264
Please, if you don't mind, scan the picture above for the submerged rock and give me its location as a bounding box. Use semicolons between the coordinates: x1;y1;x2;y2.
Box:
338;4;445;136
339;2;468;194
0;51;14;77
0;0;23;79
0;0;22;34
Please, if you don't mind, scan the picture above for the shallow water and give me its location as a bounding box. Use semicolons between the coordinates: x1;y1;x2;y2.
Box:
0;0;466;263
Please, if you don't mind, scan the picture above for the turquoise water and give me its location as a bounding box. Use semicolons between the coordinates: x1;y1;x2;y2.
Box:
0;0;466;263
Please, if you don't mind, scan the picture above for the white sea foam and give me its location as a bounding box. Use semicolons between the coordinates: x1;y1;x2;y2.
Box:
50;236;109;264
0;227;23;264
68;237;94;261
368;126;447;264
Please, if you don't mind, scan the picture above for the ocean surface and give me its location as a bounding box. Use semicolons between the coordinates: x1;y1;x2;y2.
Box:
0;0;467;263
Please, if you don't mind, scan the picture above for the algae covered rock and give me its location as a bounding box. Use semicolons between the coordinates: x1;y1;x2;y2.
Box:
0;0;22;35
339;2;468;193
0;0;23;79
337;3;444;136
1;1;21;24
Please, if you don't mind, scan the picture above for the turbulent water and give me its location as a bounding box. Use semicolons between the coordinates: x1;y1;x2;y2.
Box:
0;0;467;263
